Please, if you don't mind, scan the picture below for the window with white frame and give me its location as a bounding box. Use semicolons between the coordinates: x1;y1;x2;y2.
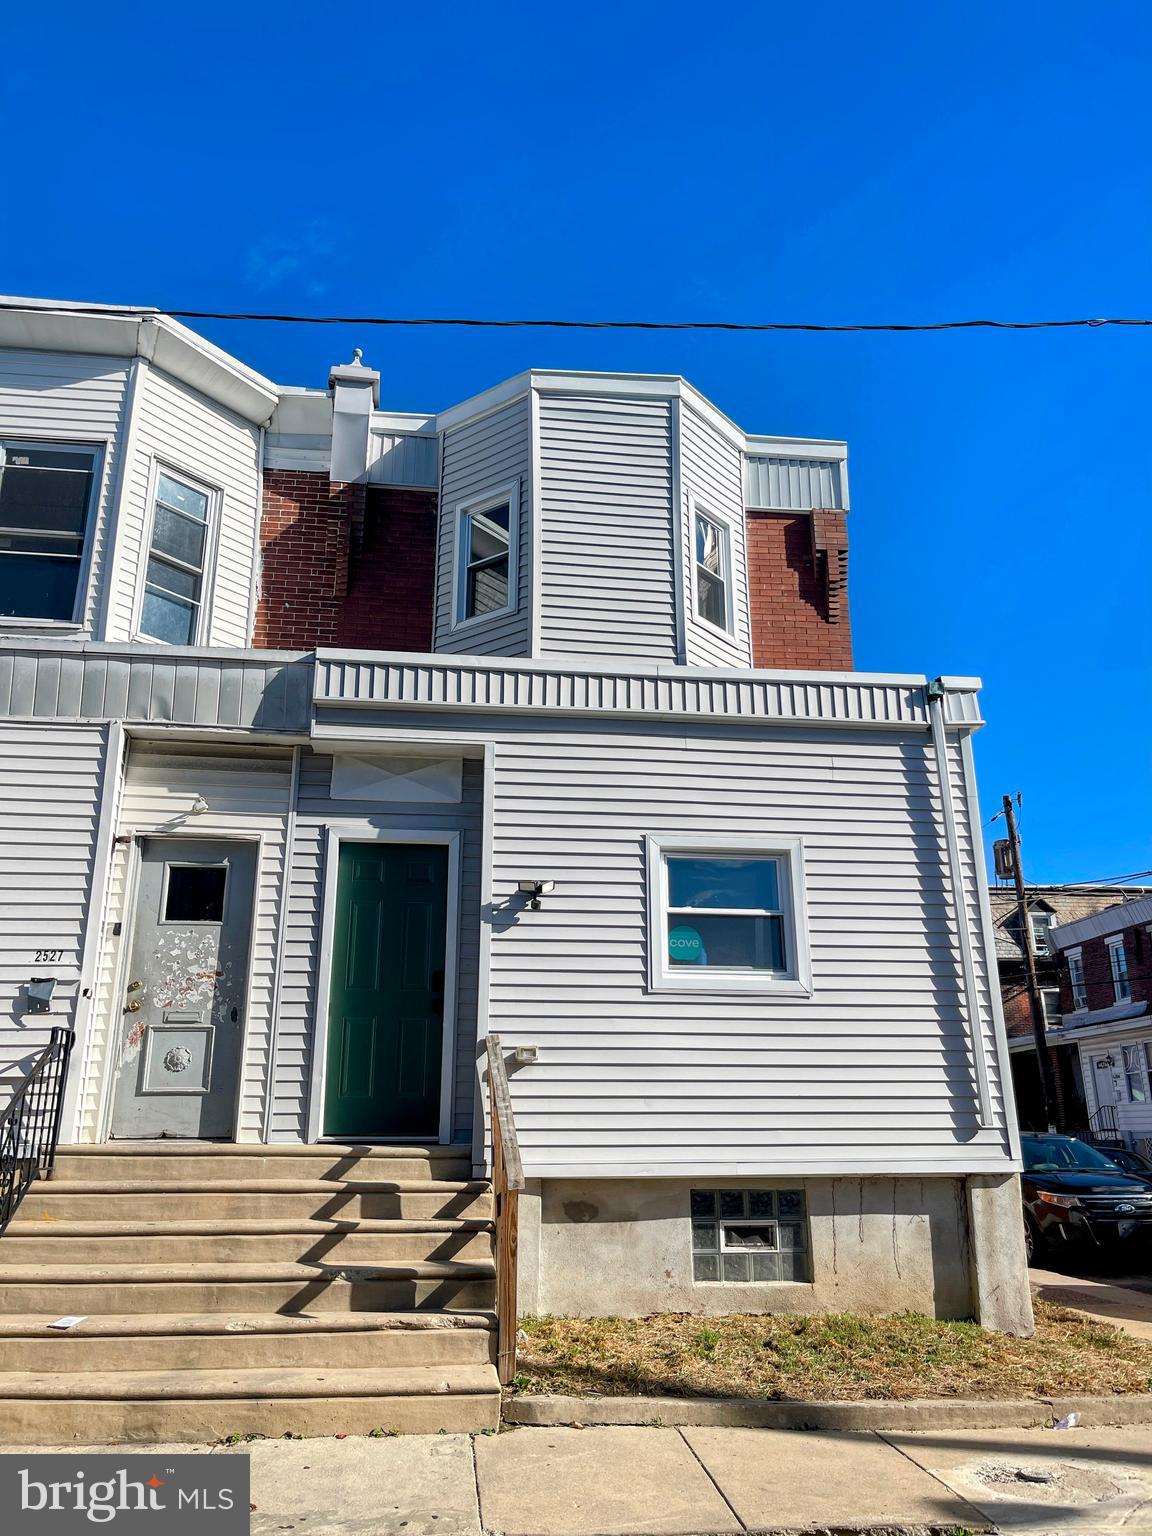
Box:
455;487;516;625
1122;1043;1148;1104
1029;909;1055;956
139;470;214;645
1068;948;1087;1010
693;508;731;632
690;1188;810;1283
1041;988;1062;1027
647;836;810;992
1108;937;1131;1004
0;440;101;623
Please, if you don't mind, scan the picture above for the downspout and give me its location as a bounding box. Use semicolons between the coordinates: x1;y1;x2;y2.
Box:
247;422;267;644
927;678;994;1129
262;742;302;1143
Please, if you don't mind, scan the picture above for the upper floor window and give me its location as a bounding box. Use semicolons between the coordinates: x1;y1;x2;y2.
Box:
0;441;100;623
1067;949;1087;1010
1029;909;1055;956
694;509;731;632
139;470;214;645
647;835;811;994
454;485;518;626
1108;937;1131;1004
1041;988;1062;1027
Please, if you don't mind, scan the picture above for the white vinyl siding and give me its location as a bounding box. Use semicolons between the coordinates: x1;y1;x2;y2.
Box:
537;393;676;660
680;404;752;668
269;752;483;1143
434;398;531;657
79;743;293;1141
107;364;261;646
482;720;1010;1177
0;721;112;1086
0;350;130;636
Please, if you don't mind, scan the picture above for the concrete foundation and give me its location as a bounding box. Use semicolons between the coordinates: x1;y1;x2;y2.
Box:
518;1174;1031;1328
966;1173;1035;1335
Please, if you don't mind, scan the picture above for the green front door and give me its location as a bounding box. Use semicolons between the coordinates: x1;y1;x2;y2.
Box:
325;842;449;1139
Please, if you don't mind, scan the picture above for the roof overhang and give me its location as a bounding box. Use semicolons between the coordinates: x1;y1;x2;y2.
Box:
1053;894;1152;950
0;296;280;425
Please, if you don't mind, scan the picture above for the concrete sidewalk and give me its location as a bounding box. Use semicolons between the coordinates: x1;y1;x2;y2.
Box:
10;1422;1152;1535
1031;1266;1152;1341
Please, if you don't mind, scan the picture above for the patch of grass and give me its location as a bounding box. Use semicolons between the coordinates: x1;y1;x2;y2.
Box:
515;1302;1152;1402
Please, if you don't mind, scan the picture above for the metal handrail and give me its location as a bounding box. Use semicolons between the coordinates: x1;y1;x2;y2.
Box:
485;1034;525;1386
0;1028;74;1236
1088;1103;1121;1141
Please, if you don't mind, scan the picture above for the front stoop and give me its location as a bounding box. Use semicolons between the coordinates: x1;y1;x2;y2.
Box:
0;1143;500;1442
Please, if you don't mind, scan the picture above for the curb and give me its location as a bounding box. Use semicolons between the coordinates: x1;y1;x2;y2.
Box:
504;1391;1152;1431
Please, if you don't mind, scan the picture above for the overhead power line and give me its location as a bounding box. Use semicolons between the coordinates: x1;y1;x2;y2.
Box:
2;300;1151;333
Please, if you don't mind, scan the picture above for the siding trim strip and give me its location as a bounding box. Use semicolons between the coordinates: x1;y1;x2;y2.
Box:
262;743;301;1141
62;721;122;1140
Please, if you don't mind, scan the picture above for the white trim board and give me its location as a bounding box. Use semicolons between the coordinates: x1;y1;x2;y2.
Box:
307;824;462;1146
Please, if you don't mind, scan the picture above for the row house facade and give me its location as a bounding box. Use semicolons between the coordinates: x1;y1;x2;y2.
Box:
1050;897;1152;1156
0;295;1030;1440
991;884;1150;1135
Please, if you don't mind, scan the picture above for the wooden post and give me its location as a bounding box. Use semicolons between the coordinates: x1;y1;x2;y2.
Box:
486;1034;524;1386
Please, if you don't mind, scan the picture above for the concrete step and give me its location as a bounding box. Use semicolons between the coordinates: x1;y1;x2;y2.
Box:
23;1181;494;1222
54;1144;472;1185
0;1260;497;1315
0;1311;496;1373
0;1363;501;1442
2;1219;495;1266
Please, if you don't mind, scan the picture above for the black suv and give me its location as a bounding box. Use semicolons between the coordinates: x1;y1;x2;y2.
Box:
1022;1134;1152;1264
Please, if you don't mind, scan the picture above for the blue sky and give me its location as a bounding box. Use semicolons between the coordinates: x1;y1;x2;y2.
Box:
2;2;1148;882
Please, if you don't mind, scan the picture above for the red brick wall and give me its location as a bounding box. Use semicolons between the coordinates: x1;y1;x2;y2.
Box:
253;471;362;650
253;474;437;653
1060;928;1150;1014
745;509;853;670
336;487;437;651
1001;981;1036;1038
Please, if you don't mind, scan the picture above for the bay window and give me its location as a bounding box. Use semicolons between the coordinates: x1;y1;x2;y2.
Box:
454;484;518;626
693;506;731;632
139;469;214;645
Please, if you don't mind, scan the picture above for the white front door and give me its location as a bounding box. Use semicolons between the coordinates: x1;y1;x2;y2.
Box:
1088;1051;1122;1124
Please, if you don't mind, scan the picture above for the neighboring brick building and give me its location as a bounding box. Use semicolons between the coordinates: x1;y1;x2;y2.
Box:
990;885;1152;1138
1049;895;1152;1152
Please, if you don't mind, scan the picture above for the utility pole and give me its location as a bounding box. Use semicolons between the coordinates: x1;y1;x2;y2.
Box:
1002;794;1056;1130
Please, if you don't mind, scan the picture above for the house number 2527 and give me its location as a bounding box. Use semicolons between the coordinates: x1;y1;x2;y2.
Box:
34;949;64;963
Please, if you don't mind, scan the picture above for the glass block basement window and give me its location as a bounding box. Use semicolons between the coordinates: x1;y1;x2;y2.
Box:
690;1188;810;1282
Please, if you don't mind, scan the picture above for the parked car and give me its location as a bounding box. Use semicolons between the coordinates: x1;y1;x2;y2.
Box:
1104;1145;1152;1178
1021;1134;1152;1264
